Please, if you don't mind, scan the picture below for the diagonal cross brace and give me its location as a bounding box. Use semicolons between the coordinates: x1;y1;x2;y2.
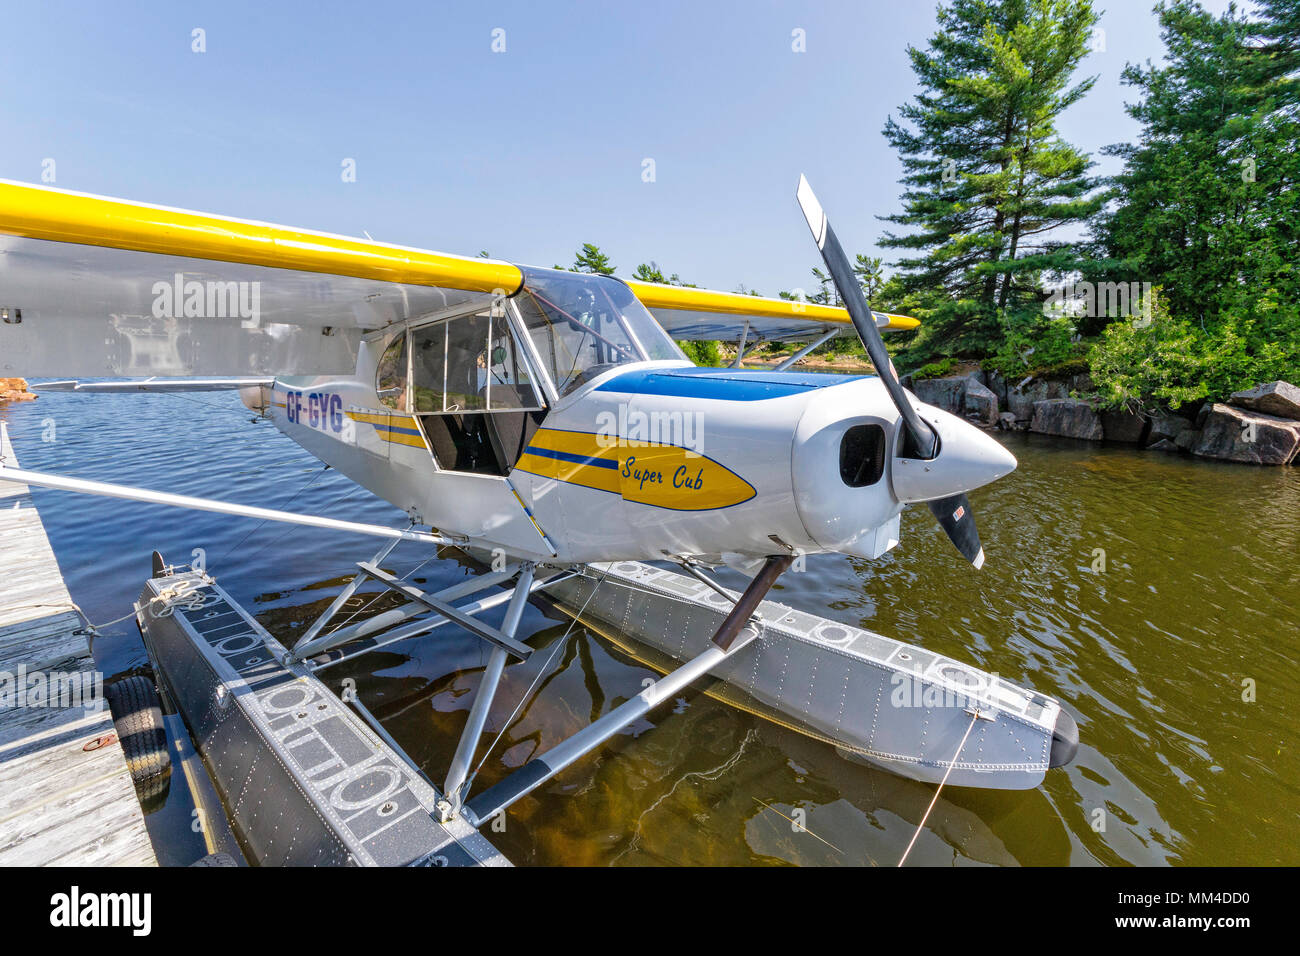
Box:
359;562;533;660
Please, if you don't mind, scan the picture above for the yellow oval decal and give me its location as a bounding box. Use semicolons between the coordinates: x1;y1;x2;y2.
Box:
515;428;755;511
618;445;755;511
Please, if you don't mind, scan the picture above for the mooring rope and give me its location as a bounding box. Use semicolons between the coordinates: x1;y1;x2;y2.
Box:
3;579;205;636
896;710;980;867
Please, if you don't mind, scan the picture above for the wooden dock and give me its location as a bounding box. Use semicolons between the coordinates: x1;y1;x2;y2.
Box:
0;420;156;866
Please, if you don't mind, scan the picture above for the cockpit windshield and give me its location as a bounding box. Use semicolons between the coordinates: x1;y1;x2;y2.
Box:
513;267;686;396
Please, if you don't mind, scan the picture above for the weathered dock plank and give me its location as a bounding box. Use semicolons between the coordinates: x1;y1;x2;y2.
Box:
0;421;157;866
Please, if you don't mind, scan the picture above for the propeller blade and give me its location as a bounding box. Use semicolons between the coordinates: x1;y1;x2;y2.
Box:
795;175;988;569
795;175;936;460
927;493;984;568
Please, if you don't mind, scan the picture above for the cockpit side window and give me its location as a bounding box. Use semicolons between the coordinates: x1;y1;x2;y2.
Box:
488;313;543;410
443;313;491;412
411;312;545;413
376;331;408;410
411;321;449;413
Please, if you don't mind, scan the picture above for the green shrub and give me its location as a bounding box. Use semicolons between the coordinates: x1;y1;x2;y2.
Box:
677;340;723;367
911;357;956;380
987;307;1084;378
1087;289;1300;410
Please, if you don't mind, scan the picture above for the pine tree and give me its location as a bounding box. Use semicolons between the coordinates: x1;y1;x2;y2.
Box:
854;255;886;300
632;262;666;283
571;243;616;275
809;266;841;306
881;0;1102;356
631;261;696;287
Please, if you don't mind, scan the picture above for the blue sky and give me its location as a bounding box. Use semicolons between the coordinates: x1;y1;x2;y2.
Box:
2;0;1239;296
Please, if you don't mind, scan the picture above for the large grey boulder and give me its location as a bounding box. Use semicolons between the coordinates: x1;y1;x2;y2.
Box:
1192;403;1300;465
1067;372;1095;395
964;378;1000;425
1030;399;1104;441
1101;408;1149;444
1147;409;1194;447
911;376;967;415
1007;379;1069;422
985;370;1010;406
1006;388;1033;422
1228;381;1300;421
1147;438;1181;453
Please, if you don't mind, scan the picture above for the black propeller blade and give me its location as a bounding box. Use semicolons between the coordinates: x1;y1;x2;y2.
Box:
927;493;984;569
795;175;937;461
795;175;985;568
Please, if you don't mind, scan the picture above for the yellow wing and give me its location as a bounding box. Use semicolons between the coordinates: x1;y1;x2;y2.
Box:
0;180;520;377
625;279;919;343
0;179;916;378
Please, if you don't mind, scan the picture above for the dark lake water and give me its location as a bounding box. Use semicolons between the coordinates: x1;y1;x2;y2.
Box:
3;387;1297;866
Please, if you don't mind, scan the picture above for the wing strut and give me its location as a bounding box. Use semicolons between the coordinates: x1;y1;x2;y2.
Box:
0;465;456;546
35;378;274;393
772;328;841;371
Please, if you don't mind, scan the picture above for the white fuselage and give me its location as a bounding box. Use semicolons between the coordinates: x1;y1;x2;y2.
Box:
267;342;1012;566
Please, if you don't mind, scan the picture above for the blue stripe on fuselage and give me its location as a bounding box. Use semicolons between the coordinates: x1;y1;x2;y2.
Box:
595;367;867;401
522;445;619;469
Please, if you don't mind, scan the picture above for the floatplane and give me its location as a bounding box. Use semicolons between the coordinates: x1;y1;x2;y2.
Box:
0;175;1076;852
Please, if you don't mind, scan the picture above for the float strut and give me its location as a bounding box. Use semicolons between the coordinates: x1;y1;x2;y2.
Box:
443;565;536;816
460;554;792;826
291;538;402;653
711;554;792;650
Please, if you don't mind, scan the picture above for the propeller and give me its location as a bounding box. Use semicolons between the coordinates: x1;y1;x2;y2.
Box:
795;175;985;569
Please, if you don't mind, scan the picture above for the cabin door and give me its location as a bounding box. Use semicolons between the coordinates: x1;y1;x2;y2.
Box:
408;310;547;476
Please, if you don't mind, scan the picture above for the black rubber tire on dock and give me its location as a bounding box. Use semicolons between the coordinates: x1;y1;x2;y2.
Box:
105;675;172;810
190;852;238;867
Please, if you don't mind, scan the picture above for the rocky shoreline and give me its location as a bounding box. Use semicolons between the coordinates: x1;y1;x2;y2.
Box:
902;370;1300;466
0;378;38;404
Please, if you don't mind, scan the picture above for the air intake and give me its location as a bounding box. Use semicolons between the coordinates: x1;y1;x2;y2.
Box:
839;424;885;487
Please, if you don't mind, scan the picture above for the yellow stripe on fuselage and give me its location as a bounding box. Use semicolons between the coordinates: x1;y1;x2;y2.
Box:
344;409;428;449
515;428;621;494
371;429;429;449
347;410;417;427
515;444;615;495
525;428;620;460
